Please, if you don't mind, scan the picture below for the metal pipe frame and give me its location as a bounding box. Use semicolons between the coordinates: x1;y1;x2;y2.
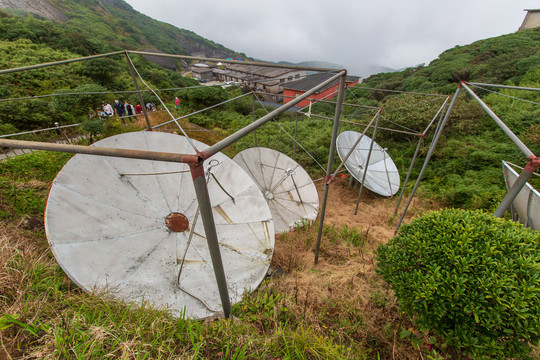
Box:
330;110;380;179
125;51;152;131
297;111;421;136
127;50;340;73
493;167;536;218
293;112;298;159
0;138;199;164
354;111;382;214
393;136;424;217
256;90;380;111
394;86;462;234
461;82;534;158
252;93;258;146
152;93;251;129
393;97;449;216
467;82;540;92
189;162;232;317
0;123;80;138
0;69;348;317
461;82;540;218
314;73;347;264
202;71;347;158
0;51;125;75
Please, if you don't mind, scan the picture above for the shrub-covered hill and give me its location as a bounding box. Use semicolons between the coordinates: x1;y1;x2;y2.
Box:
357;27;540;95
338;27;540;210
0;0;244;60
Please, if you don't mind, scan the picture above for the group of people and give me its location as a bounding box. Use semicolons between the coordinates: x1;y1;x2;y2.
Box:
99;99;157;124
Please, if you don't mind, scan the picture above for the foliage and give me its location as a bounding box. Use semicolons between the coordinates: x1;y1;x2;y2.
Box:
376;209;540;359
177;86;228;110
81;119;104;143
51;84;108;123
0;151;73;219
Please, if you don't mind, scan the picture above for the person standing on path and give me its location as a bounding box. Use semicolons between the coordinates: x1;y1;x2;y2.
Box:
102;101;113;118
114;99;126;123
124;100;135;121
175;97;180;109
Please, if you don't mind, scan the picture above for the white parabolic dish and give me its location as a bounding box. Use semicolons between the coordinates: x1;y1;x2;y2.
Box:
45;132;274;319
502;160;540;231
337;131;400;197
233;147;319;233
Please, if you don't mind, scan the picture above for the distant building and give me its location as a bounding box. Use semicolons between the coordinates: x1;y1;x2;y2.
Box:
282;73;360;107
190;66;215;82
213;63;307;101
519;9;540;31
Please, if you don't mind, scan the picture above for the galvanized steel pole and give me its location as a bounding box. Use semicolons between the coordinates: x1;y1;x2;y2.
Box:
461;82;534;158
0;51;125;75
252;93;258;146
190;162;232;318
293;112;298;159
314;73;347;264
394;86;462;234
393;137;423;216
467;82;540;92
461;82;540;218
354;111;381;214
493;165;537;218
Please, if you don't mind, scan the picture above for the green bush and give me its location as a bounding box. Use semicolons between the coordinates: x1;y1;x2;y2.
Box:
375;209;540;359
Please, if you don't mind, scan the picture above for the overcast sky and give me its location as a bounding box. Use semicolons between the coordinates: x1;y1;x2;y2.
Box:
123;0;538;77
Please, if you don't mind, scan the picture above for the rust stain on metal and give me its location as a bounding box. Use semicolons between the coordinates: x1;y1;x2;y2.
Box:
165;212;189;232
288;191;295;203
262;221;271;245
176;259;204;265
215;205;233;224
219;242;242;253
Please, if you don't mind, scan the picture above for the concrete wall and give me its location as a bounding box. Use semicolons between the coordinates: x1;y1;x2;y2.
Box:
519;11;540;30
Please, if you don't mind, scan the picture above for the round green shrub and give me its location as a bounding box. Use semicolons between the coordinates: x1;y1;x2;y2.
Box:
375;209;540;359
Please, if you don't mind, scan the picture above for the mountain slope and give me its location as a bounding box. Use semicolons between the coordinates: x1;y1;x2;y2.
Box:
0;0;244;60
359;27;540;95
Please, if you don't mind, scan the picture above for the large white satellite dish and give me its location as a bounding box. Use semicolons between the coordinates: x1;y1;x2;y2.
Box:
502;160;540;230
233;147;319;233
45;132;274;319
337;131;400;197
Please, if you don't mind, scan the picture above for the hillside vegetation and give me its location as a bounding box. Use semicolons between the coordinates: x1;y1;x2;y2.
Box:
0;3;539;358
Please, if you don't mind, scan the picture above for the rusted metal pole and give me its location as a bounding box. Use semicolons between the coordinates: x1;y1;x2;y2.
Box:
124;51;152;131
190;162;231;317
0;139;199;164
314;72;347;264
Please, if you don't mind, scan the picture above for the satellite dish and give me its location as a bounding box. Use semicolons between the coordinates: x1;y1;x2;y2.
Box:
502;160;540;230
45;132;274;319
233;147;319;233
337;130;400;197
